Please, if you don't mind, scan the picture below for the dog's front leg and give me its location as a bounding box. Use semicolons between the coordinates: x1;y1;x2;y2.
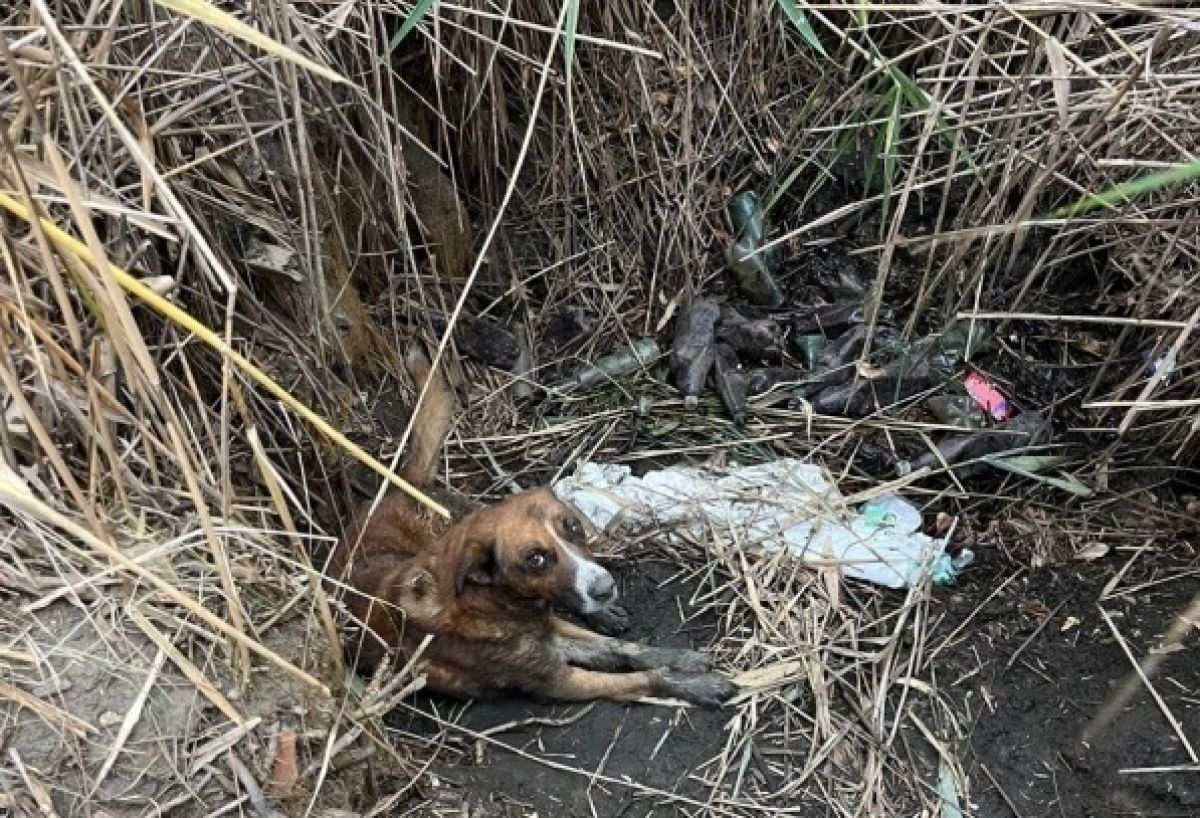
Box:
539;666;735;708
551;617;714;673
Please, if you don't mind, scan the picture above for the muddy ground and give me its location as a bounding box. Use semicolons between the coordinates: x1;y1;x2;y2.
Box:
385;543;1199;817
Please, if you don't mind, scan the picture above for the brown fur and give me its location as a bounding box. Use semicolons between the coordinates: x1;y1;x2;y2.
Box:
328;349;736;708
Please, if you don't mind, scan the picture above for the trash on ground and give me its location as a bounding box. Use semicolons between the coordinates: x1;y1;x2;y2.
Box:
930;549;975;586
789;302;865;335
817;325;904;376
895;411;1053;477
1143;351;1175;385
790;325;872;396
925;395;987;429
746;366;803;395
1073;541;1109;562
555;459;946;589
928;320;993;371
670;298;720;408
725;190;784;307
436;314;520;370
962;370;1012;421
812;255;871;301
790;333;824;370
713;343;748;424
936;757;965;818
810;355;938;416
244;237;302;281
552;338;661;394
717;305;783;361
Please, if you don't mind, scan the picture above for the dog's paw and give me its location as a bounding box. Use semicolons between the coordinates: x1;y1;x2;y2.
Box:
656;671;738;709
583;604;630;636
642;647;712;673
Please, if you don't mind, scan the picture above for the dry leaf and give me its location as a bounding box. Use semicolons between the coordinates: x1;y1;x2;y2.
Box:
268;729;299;795
935;512;954;535
820;538;841;608
1074;542;1109;562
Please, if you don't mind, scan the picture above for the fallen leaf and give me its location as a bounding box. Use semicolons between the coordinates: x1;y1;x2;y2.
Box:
1022;601;1051;618
1074;542;1109;562
268;728;299;795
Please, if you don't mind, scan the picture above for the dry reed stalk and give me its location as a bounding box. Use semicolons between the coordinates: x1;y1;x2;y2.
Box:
3;0;1198;814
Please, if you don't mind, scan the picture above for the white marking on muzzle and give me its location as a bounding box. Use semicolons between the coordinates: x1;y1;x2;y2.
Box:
543;521;615;613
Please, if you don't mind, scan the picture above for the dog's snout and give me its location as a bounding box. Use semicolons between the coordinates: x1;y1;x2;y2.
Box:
588;571;617;603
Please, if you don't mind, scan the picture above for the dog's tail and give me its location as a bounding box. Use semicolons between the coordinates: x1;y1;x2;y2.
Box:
400;344;455;489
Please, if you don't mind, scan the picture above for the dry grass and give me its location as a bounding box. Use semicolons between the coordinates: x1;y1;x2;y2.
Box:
1;0;1199;815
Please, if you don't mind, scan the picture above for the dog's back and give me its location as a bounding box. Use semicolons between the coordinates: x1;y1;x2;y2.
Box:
328;344;456;669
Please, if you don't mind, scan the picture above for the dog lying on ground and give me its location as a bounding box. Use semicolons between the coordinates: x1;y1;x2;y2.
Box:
327;348;736;707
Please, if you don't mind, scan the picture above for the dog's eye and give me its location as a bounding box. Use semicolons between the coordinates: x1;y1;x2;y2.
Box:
562;516;584;542
524;549;553;572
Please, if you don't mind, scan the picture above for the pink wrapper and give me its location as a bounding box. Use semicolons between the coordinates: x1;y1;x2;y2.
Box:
963;370;1012;421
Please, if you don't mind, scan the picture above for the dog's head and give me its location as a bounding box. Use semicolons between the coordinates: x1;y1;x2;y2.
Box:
449;488;616;614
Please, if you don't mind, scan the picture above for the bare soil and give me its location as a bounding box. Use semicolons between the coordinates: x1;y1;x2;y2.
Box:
935;550;1200;818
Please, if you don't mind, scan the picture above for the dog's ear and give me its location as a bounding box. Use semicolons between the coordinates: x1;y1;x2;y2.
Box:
455;537;498;595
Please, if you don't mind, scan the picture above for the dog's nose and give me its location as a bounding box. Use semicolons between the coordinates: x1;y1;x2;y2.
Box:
588;571;617;603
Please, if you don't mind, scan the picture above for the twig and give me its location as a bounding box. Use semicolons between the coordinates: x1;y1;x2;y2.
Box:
980;762;1024;818
1004;597;1071;671
955;311;1190;330
927;571;1023;664
91;648;166;794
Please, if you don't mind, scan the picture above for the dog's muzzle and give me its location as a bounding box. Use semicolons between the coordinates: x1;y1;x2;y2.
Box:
587;571;617;605
571;557;618;613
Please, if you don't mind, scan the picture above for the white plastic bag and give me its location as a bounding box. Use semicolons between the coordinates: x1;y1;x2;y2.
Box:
554;460;944;589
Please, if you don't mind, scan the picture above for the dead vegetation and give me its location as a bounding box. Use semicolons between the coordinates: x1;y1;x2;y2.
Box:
1;1;1198;816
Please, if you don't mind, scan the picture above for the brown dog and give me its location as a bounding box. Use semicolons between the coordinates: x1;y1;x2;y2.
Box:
327;348;736;707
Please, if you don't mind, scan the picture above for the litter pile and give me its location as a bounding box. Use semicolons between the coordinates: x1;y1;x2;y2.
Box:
449;189;1071;490
664;190;1061;480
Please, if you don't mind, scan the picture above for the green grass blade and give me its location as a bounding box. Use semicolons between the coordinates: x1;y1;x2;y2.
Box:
387;0;436;54
778;0;827;58
564;0;581;81
1052;158;1200;218
563;0;581;114
990;454;1072;471
986;455;1094;498
879;87;900;236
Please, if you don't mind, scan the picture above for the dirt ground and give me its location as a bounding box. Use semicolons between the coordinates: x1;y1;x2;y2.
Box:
383;542;1199;818
936;548;1199;818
